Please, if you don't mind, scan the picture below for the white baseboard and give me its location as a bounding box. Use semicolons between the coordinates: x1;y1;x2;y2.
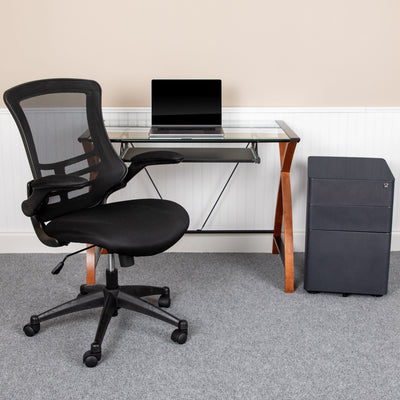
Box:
1;232;399;253
0;233;84;253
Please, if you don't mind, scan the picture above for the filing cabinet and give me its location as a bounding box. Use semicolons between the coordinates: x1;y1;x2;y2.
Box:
304;157;394;296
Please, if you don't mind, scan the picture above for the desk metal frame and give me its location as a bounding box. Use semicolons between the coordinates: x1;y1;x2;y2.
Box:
85;120;300;293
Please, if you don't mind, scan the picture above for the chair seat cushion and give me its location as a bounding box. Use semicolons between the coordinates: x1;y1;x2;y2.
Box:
45;199;189;256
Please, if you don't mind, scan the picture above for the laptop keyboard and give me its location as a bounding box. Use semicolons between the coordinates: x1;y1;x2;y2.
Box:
150;126;224;138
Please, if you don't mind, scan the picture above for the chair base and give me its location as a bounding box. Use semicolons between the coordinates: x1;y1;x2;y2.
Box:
23;268;188;367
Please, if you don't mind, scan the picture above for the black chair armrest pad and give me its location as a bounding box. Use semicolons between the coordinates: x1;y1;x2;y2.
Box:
124;151;184;184
22;175;88;217
30;174;88;190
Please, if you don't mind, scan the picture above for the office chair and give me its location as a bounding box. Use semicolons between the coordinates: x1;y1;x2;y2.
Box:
4;78;190;367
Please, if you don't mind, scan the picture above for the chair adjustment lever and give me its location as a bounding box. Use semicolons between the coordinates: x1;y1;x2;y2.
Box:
52;245;96;275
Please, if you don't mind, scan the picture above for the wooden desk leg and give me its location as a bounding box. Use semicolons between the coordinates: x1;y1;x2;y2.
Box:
273;141;297;293
272;178;283;255
86;245;97;285
86;245;108;285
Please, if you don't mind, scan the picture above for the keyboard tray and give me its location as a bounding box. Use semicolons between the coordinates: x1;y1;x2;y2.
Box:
122;147;260;163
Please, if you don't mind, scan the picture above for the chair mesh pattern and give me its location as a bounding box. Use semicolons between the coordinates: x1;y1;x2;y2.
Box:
4;79;127;221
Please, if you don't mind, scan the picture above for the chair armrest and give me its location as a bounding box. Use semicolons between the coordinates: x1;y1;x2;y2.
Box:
30;174;88;190
22;175;88;217
124;150;184;184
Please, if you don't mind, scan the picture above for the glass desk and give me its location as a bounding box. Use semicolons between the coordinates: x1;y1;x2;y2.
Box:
85;120;300;292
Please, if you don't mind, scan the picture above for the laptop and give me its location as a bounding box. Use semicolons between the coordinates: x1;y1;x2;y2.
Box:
149;79;224;139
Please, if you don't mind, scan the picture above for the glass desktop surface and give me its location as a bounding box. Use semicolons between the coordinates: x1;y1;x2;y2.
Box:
107;121;295;143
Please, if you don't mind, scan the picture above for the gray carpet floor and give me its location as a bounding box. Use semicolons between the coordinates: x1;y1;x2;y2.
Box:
1;252;400;400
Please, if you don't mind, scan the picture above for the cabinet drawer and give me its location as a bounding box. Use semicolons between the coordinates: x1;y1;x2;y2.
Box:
304;230;391;295
309;178;394;207
308;205;393;232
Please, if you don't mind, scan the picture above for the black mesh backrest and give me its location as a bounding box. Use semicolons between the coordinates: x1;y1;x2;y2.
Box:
4;79;127;221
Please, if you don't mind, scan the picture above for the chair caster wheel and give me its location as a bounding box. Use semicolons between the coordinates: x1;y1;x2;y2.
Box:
158;287;171;308
79;285;89;295
171;329;187;344
158;295;171;308
83;351;100;368
83;344;101;367
23;316;40;336
23;323;40;337
171;320;188;344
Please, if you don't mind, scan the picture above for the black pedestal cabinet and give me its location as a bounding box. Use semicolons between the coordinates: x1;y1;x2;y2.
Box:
304;157;394;295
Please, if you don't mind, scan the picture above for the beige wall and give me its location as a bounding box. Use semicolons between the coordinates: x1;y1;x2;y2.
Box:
2;0;400;107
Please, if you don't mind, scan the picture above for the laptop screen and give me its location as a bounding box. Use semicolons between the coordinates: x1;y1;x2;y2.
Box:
152;79;221;126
